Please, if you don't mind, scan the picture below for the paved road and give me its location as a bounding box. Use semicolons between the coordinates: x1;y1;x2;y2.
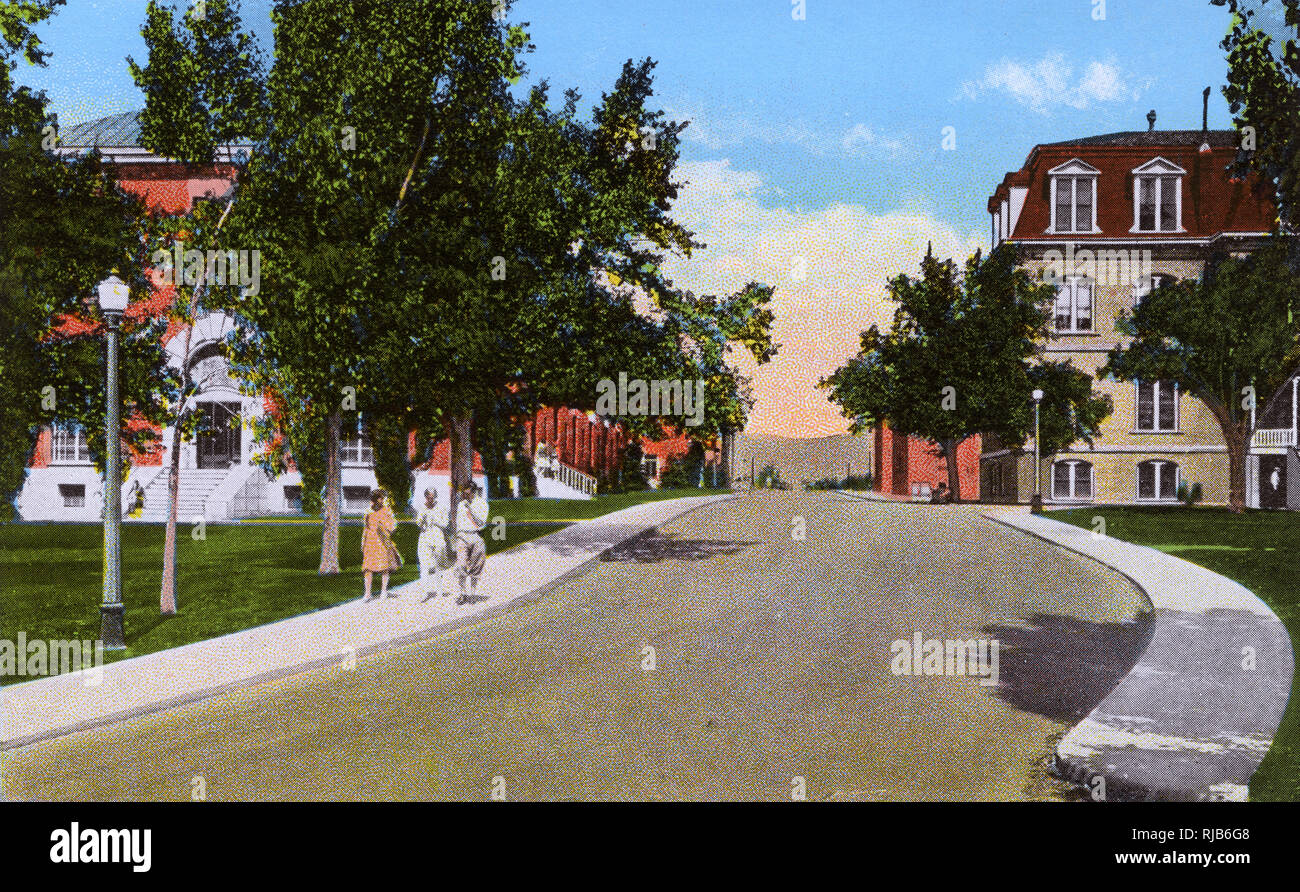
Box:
1;492;1150;801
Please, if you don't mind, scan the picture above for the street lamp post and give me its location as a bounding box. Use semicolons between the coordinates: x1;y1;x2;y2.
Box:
98;274;129;650
1030;388;1044;514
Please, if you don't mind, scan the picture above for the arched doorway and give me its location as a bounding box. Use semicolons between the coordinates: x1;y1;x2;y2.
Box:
188;341;243;470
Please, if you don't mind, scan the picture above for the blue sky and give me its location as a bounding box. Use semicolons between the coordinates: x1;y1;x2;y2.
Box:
13;0;1248;435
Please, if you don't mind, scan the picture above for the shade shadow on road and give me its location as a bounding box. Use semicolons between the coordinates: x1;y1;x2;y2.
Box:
601;532;755;563
981;611;1155;723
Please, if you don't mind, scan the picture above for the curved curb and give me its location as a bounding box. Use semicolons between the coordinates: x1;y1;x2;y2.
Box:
984;509;1294;802
0;494;738;751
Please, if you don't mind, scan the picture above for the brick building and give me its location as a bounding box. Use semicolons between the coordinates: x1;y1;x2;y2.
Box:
981;110;1293;507
14;111;707;521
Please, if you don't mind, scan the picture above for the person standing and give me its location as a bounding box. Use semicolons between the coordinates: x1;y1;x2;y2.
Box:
454;482;489;603
361;489;400;601
416;487;450;597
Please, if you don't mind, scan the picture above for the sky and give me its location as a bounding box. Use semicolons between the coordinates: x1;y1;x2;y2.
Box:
15;0;1248;437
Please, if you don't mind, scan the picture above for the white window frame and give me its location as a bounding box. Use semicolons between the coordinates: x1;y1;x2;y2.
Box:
1046;159;1099;234
340;432;373;466
1134;381;1180;433
1136;459;1180;502
58;483;86;507
1051;459;1094;502
641;456;658;479
1131;158;1185;233
51;423;90;465
1054;276;1094;334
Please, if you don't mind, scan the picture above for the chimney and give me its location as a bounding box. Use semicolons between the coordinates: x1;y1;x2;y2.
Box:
1146;109;1157;132
1200;87;1212;153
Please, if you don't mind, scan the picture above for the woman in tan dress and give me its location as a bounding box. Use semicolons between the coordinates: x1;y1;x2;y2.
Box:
361;489;399;601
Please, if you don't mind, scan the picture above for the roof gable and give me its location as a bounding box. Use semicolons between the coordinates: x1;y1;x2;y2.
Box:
1047;158;1100;176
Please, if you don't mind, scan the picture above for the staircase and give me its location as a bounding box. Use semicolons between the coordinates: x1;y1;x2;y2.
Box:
138;469;231;522
534;460;597;499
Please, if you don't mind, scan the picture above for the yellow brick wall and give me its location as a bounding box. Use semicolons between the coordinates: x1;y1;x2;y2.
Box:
984;253;1239;505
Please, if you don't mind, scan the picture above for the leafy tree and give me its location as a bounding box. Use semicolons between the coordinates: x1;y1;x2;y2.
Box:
129;0;264;608
1215;0;1300;228
223;0;526;570
821;245;1111;500
366;34;776;522
1102;238;1300;511
2;0;173;522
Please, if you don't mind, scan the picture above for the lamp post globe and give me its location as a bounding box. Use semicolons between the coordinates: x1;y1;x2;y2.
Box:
1030;389;1044;514
97;274;128;650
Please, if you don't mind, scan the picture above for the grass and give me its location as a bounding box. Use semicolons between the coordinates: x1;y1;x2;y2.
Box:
0;487;728;686
0;520;564;685
1053;505;1300;802
490;487;729;523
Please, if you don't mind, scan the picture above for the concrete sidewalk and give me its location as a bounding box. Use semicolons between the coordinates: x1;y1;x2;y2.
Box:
0;494;736;750
985;507;1294;801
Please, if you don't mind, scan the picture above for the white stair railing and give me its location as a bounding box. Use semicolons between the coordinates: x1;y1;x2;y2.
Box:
554;460;597;496
1251;428;1297;448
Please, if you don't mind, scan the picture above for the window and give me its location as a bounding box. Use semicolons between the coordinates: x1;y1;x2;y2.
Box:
1135;381;1178;432
1047;159;1099;233
343;486;371;511
51;424;90;463
1132;274;1169;306
284;485;302;512
58;484;86;507
641;456;658;479
1054;277;1093;333
1137;460;1179;501
1052;460;1093;501
340;433;373;465
1131;159;1184;232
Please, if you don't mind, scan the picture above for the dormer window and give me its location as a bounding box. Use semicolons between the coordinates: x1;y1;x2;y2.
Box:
1132;158;1184;233
1047;159;1098;234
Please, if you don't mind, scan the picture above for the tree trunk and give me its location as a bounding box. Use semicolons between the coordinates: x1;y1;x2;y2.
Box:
719;426;731;487
1225;426;1249;513
319;410;342;574
943;437;962;501
159;421;183;614
159;198;234;613
448;411;473;533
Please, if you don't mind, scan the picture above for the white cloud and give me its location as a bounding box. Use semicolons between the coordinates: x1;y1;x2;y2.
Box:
669;104;907;159
661;160;982;437
958;54;1147;113
840;122;907;158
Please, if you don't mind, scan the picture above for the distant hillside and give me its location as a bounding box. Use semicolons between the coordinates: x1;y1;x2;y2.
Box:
733;432;874;485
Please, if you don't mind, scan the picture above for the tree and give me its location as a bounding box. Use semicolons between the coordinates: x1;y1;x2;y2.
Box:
224;0;523;570
129;0;264;608
365;35;776;524
1102;239;1300;511
2;0;174;522
820;245;1111;500
1215;0;1300;228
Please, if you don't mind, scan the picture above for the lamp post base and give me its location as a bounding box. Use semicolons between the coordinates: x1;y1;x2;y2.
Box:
99;603;126;651
1030;494;1043;515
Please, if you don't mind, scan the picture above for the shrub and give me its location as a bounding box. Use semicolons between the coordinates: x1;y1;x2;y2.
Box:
658;457;696;489
1177;481;1204;506
843;473;873;491
755;464;788;490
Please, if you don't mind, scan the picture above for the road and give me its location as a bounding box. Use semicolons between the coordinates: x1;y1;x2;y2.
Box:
1;492;1151;801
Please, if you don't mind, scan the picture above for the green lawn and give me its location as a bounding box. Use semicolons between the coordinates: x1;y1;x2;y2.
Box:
1053;506;1300;802
1;487;728;686
0;520;563;685
490;487;730;523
